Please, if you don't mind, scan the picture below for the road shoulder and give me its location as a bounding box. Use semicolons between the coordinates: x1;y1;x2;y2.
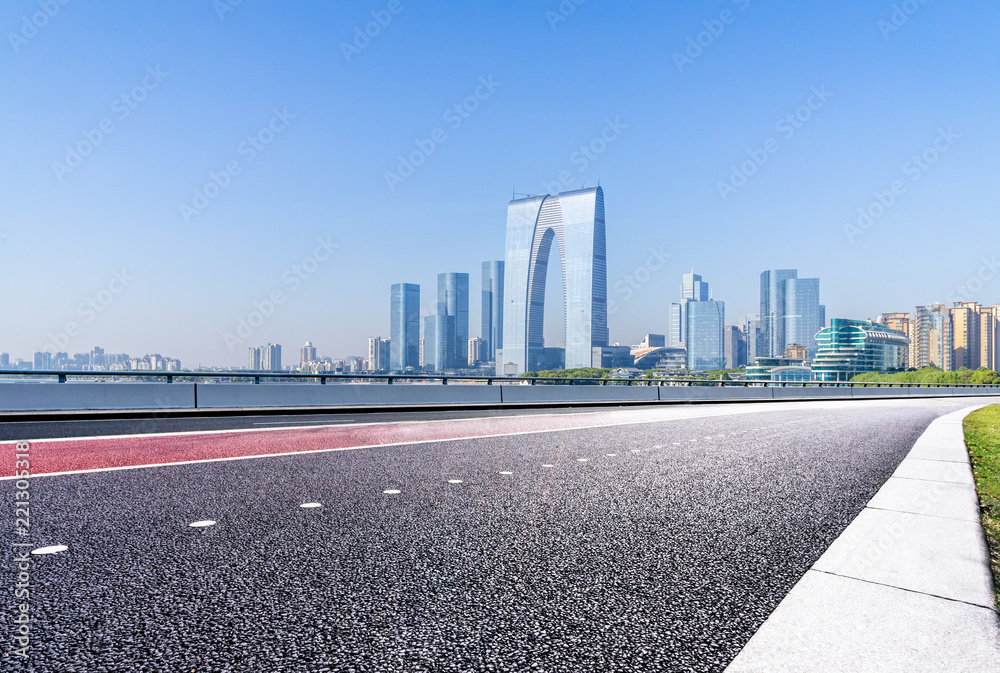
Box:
725;405;1000;672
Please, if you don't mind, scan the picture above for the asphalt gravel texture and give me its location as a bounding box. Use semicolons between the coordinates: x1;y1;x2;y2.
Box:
0;400;977;672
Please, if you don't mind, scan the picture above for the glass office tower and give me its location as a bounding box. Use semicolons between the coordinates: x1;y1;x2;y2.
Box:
481;261;504;363
422;315;437;371
760;269;797;357
783;277;824;360
685;300;725;370
437;272;469;369
501;187;608;375
671;273;711;347
389;283;420;371
681;272;709;301
760;269;824;359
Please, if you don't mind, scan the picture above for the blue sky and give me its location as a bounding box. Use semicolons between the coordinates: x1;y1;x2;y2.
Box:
2;1;998;366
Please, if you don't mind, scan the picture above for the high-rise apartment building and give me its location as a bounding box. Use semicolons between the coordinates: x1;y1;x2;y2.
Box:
982;306;1000;371
911;305;953;371
367;337;390;371
760;270;825;359
501;187;608;374
390;283;420;371
952;302;983;370
468;337;486;367
299;341;317;367
436;272;470;370
481;261;504;364
261;343;281;372
877;312;911;369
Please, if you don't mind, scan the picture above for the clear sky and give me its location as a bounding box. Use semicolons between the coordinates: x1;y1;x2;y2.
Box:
2;1;998;366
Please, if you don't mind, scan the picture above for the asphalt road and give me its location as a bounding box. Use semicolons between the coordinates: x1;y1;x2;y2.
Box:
0;398;985;672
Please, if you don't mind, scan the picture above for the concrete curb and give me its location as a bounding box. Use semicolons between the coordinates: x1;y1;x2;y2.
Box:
725;405;1000;672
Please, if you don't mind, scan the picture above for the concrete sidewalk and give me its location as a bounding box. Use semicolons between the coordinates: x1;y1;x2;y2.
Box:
725;406;1000;672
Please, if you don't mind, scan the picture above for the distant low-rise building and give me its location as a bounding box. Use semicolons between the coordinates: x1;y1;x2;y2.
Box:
746;357;811;382
784;343;808;361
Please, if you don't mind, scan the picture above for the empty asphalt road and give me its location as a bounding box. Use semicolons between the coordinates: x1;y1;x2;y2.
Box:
2;398;990;672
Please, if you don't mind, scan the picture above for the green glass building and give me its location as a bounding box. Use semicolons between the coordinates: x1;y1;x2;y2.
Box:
811;319;910;382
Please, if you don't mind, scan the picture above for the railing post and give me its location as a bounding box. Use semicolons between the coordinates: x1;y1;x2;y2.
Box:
387;377;393;385
58;374;66;383
254;376;260;385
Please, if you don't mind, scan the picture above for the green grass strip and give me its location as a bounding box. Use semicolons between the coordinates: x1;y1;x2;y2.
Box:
963;405;1000;610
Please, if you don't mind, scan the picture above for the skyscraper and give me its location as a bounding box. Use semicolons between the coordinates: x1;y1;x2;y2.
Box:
760;269;797;358
686;299;725;370
681;272;709;301
669;302;684;347
422;315;437;370
760;270;824;359
783;277;824;360
724;325;747;369
437;272;469;369
481;261;504;363
671;272;711;347
501;187;608;374
740;314;761;363
390;283;420;371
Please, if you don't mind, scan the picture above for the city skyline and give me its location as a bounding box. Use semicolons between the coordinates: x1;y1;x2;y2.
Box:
3;3;998;366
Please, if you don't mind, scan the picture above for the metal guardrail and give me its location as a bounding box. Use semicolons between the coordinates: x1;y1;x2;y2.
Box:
0;370;997;388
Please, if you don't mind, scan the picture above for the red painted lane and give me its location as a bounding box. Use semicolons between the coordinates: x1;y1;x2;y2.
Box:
1;409;672;476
